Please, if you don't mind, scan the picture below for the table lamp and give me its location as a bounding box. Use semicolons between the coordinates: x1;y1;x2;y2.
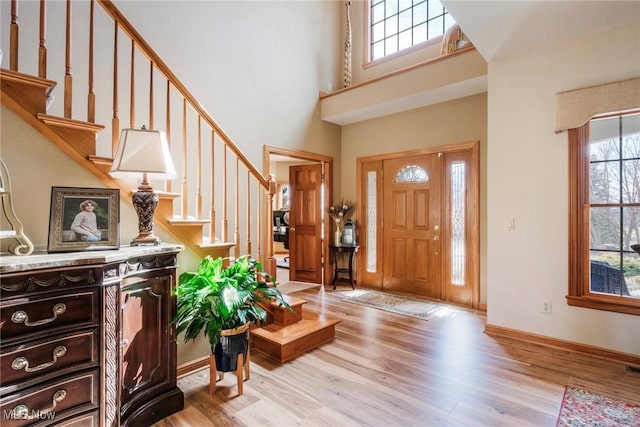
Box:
110;125;176;246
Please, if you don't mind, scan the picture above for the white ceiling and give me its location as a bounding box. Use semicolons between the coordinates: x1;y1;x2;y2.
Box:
441;1;640;62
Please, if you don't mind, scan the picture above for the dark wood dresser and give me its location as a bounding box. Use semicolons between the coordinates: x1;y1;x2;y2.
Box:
0;245;184;426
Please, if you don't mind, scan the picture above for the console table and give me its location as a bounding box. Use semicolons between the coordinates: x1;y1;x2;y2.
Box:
329;244;359;290
0;245;184;426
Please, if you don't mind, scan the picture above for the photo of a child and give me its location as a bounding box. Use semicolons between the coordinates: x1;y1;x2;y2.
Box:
70;199;103;241
48;187;120;253
61;197;109;242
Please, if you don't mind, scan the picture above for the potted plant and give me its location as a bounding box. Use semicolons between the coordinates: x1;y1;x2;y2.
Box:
172;254;290;372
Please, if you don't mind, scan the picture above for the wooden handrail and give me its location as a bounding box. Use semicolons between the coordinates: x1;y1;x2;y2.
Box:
96;0;268;189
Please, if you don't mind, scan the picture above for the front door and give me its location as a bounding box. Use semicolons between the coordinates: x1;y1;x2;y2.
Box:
358;143;479;307
382;154;442;297
289;163;323;283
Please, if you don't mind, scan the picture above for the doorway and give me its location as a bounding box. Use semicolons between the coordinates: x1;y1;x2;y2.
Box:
357;142;479;307
264;146;333;285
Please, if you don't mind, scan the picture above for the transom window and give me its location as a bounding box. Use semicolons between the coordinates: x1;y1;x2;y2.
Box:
369;0;455;61
568;110;640;316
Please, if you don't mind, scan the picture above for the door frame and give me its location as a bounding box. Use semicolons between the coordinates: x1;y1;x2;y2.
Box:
356;141;480;308
263;145;333;285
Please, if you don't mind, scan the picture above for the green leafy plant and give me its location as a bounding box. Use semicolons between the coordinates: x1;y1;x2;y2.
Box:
172;255;291;348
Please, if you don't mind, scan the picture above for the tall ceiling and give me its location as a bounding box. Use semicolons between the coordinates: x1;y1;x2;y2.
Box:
441;1;640;62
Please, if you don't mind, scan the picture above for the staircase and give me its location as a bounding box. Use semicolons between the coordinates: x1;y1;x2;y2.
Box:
0;0;336;363
0;0;276;272
253;294;340;363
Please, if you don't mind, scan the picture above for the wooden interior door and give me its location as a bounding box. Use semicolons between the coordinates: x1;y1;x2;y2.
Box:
382;154;442;297
289;163;323;283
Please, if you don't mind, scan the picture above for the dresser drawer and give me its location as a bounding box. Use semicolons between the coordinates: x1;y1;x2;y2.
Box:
1;329;99;396
0;370;99;427
0;266;99;298
0;290;99;344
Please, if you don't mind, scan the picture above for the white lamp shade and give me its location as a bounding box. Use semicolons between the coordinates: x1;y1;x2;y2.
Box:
110;128;177;180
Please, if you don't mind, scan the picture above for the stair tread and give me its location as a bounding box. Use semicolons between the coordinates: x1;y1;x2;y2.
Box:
252;313;340;345
278;294;307;308
37;113;105;131
1;68;57;91
199;241;235;249
168;218;210;225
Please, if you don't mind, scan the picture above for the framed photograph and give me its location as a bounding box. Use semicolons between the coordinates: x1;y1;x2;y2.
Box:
47;187;120;253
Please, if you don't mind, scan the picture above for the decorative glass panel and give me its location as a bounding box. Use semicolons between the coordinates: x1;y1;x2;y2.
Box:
395;165;428;183
367;171;377;272
450;162;465;285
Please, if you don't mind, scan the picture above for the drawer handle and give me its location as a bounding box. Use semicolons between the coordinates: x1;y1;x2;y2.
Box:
11;303;67;327
12;390;67;419
12;346;67;373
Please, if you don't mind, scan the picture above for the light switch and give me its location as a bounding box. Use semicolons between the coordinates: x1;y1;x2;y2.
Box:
506;218;515;231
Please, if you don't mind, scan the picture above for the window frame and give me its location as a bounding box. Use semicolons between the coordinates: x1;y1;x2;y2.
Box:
567;112;640;316
365;0;453;65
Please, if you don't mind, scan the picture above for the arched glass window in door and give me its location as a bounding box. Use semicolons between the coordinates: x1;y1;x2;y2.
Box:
395;165;429;183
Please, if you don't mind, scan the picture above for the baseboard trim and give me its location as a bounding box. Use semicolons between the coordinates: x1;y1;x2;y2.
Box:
177;356;210;378
478;301;487;311
484;324;640;368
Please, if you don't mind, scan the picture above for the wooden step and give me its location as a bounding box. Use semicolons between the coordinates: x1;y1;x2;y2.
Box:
37;114;105;158
88;155;114;175
155;191;181;221
1;69;56;116
166;218;210;245
271;294;306;326
198;241;235;259
251;311;340;363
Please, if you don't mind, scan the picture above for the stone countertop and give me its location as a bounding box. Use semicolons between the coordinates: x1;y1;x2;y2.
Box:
0;244;184;274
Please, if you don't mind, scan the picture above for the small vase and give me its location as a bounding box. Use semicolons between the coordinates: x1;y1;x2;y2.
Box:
334;229;342;246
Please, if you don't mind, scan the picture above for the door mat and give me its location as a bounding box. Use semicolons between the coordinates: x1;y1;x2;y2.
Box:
343;290;454;320
556;386;640;427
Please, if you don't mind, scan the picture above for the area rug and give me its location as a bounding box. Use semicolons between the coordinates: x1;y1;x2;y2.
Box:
556;386;640;427
343;290;453;320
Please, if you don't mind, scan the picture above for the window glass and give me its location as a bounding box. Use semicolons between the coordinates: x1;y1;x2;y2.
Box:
369;0;454;61
586;113;640;300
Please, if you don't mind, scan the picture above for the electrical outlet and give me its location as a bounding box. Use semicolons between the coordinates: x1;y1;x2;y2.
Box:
541;300;552;314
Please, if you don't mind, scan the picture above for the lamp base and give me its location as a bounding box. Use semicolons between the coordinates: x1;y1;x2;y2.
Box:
131;186;160;246
130;232;161;246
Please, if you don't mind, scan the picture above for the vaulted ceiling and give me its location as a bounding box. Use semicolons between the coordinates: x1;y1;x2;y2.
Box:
441;1;640;62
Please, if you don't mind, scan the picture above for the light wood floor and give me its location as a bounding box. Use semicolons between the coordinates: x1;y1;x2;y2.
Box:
152;285;640;427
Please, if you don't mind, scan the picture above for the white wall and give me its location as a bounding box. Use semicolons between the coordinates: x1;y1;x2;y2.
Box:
487;21;640;355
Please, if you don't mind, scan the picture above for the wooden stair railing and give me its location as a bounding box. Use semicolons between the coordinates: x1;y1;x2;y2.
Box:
0;0;277;275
